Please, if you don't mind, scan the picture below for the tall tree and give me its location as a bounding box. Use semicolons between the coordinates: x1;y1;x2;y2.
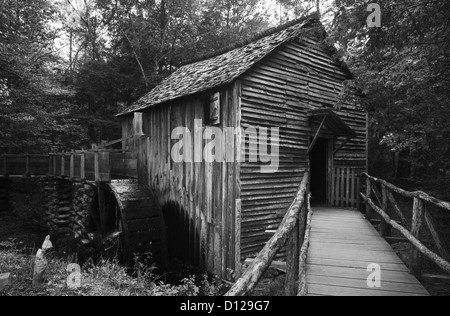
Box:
331;0;450;183
0;0;89;153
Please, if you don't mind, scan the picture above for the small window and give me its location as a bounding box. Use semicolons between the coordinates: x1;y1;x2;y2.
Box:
133;112;144;136
210;92;221;125
203;92;221;126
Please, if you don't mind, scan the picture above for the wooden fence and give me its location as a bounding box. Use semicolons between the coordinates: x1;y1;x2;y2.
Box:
331;167;362;209
225;172;312;296
360;173;450;278
0;150;137;182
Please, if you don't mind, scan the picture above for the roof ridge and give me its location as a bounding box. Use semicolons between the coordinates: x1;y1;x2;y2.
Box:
117;12;331;117
180;12;320;67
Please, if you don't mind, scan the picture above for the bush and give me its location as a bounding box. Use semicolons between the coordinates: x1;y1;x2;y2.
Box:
0;240;227;296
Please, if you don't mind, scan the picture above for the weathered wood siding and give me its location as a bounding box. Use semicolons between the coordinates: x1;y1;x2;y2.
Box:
121;82;241;281
239;37;367;259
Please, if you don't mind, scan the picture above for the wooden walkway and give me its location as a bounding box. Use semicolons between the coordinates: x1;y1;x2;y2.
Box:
306;207;430;296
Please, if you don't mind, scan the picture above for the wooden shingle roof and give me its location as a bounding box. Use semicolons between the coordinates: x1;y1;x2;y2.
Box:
118;14;321;116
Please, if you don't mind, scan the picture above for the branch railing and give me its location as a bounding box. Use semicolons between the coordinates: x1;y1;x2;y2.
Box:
360;173;450;278
225;172;312;296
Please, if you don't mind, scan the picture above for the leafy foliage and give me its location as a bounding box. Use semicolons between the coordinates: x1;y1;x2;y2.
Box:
2;0;449;186
330;0;450;180
0;0;270;153
0;0;90;153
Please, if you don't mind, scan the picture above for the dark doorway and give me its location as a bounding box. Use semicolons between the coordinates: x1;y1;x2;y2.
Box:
309;138;329;206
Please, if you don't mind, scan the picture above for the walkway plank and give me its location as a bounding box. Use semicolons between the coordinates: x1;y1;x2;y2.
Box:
306;207;430;296
307;257;409;272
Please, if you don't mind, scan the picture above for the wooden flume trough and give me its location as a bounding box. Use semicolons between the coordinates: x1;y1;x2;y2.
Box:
0;148;138;182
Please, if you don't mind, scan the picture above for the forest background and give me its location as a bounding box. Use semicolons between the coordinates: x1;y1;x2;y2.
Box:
0;0;449;188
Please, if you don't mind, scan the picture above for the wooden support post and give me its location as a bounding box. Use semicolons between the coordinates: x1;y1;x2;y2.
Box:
94;151;99;182
235;199;242;280
53;155;58;176
350;169;356;209
424;209;450;262
97;184;106;236
70;152;74;179
61;153;65;177
371;182;383;207
48;155;52;175
386;190;408;228
307;117;326;155
285;217;299;296
333;136;352;155
380;185;391;238
298;195;312;297
356;174;361;210
410;197;425;277
80;152;85;180
365;177;372;220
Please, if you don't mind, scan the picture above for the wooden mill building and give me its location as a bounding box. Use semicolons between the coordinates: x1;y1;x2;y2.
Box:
117;14;367;281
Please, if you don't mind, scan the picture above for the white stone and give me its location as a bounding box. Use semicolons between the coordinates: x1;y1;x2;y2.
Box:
0;273;11;289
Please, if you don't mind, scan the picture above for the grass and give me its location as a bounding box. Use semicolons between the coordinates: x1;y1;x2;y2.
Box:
0;240;228;296
0;188;228;296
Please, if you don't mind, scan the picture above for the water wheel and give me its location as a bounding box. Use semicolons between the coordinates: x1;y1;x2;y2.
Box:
90;180;167;268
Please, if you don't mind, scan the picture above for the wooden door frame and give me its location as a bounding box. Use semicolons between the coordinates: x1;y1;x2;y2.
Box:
327;139;334;206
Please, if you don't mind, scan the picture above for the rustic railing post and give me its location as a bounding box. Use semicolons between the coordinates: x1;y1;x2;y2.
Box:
424;207;450;262
225;173;309;296
365;176;372;220
285;217;300;296
297;193;312;296
410;197;425;277
362;191;450;275
380;185;391;238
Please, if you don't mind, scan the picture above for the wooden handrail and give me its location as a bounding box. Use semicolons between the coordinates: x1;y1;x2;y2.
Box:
360;193;450;275
362;173;450;211
225;172;310;296
0;148;138;182
297;195;312;296
361;173;450;278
